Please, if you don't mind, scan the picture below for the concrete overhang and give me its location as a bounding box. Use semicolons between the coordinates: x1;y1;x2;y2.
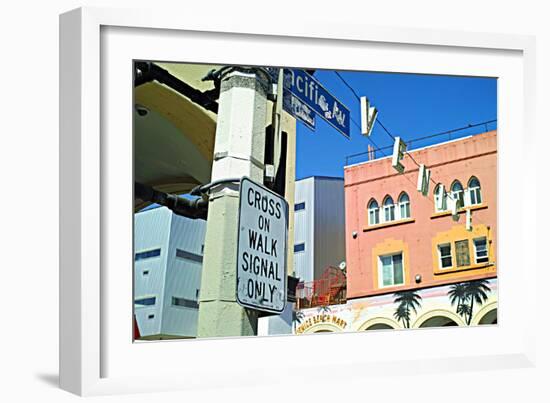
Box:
134;63;221;209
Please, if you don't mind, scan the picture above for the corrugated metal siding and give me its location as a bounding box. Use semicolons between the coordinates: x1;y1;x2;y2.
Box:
313;178;346;279
162;214;206;337
134;207;172;337
293;178;315;282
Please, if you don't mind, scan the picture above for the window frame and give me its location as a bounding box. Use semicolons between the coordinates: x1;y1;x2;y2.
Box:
467;177;482;206
450;180;465;208
454;239;471;267
171;296;199;309
134;296;157;308
368;199;380;225
437;243;453;269
434;183;447;212
134;248;161;261
398;192;411;219
382;196;395;223
378;252;405;288
473;237;489;264
175;248;203;264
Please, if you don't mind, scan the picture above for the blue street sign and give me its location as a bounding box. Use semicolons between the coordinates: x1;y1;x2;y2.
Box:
283;69;350;139
267;67;316;131
283;91;316;131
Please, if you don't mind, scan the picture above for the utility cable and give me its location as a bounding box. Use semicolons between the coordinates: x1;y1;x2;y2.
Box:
334;70;490;227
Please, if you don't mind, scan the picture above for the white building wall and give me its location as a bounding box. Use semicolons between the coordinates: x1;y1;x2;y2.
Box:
162;215;206;337
293;177;345;282
134;207;172;337
293;177;315;282
134;206;206;338
258;303;294;336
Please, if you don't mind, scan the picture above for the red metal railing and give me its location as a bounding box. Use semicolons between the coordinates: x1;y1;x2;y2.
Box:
296;266;346;309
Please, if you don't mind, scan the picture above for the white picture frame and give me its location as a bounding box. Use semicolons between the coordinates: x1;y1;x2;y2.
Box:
60;6;537;396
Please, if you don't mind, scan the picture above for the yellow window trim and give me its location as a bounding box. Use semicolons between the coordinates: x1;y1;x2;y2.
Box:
372;239;410;290
432;224;495;279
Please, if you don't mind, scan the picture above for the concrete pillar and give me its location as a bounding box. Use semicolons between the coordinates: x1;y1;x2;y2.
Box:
281;110;296;276
265;105;297;276
197;67;271;337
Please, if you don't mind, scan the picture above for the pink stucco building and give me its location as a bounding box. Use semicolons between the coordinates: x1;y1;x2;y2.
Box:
344;131;497;300
292;131;498;333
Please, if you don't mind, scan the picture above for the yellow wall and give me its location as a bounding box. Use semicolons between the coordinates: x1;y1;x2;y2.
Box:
371;238;411;290
431;224;496;281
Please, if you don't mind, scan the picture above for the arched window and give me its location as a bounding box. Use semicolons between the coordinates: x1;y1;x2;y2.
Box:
398;192;410;219
434;183;446;212
450;180;464;208
368;199;380;225
467;177;482;205
383;196;395;222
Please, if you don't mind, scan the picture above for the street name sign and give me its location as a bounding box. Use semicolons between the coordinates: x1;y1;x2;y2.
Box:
236;177;288;313
283;69;351;139
283;91;316;130
267;67;316;131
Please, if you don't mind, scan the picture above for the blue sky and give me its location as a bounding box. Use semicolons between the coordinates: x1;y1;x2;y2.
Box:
295;70;497;180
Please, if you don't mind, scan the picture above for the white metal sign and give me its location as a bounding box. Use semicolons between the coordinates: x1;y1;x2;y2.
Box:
236;177;288;313
360;96;378;137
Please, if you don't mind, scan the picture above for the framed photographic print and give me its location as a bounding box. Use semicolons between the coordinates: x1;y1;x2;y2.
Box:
60;6;536;396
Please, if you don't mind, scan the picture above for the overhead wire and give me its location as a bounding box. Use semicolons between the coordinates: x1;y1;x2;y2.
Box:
335;71;390;158
335;70;427;170
333;70;493;227
348;115;388;157
373;116;492;228
333;70;495;168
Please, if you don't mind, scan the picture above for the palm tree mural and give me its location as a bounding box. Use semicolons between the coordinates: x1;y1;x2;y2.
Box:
448;279;491;325
448;283;469;323
393;291;422;328
292;310;305;332
456;303;472;323
393;304;409;328
317;305;332;315
464;280;491;325
448;283;467;309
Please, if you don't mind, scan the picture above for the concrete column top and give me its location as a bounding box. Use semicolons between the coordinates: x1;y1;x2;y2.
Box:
218;66;272;95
